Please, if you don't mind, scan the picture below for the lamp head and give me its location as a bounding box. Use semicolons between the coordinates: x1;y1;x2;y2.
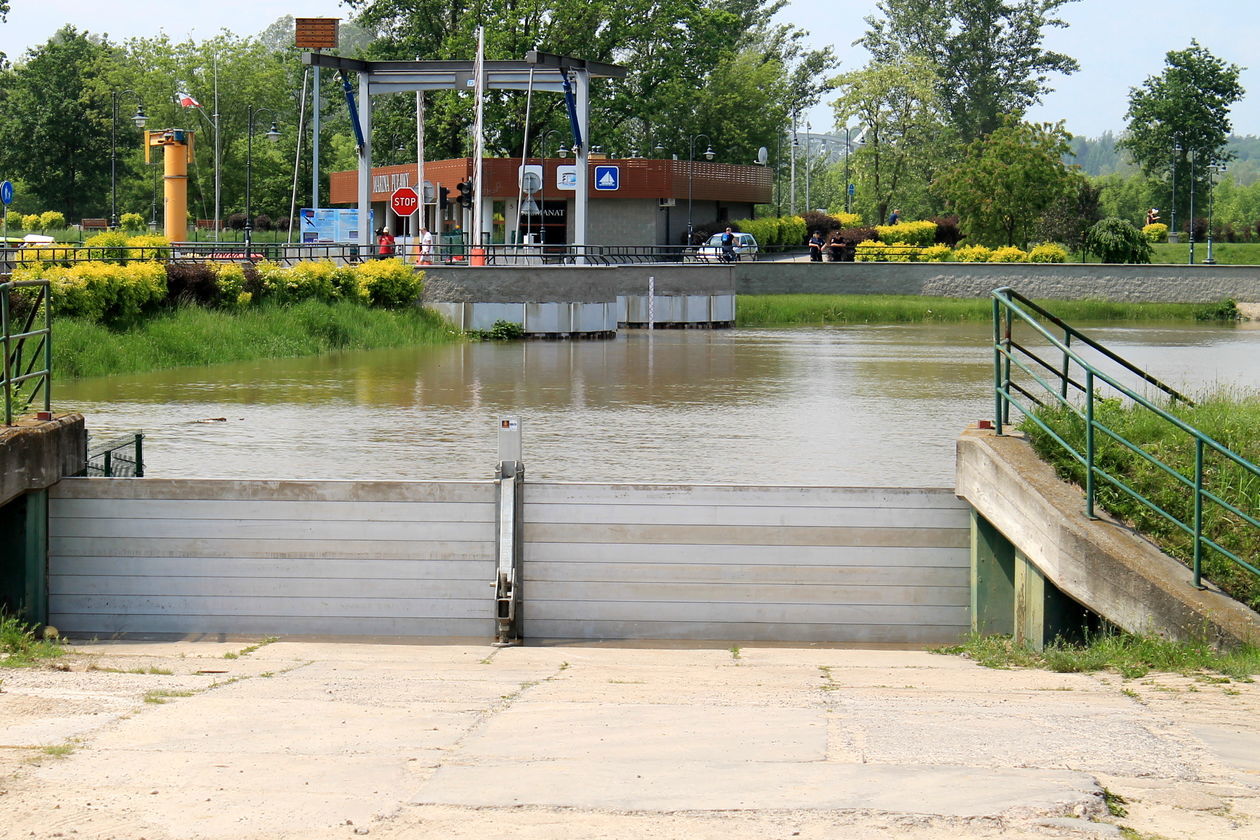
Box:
132;105;148;129
703;146;714;161
266;122;281;144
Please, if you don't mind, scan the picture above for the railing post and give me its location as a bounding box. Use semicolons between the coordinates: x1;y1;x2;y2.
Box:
1193;438;1205;589
992;296;1003;435
1002;305;1013;427
41;285;51;416
134;433;145;478
1084;370;1097;520
1060;331;1071;400
1;284;11;425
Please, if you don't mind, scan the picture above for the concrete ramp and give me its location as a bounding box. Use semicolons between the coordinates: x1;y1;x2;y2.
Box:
956;427;1260;646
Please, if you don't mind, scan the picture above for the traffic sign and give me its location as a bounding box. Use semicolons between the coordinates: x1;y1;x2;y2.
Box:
390;186;419;216
594;165;619;191
847;183;856;196
0;181;13;205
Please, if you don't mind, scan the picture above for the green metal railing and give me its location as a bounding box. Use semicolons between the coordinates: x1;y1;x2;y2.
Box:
84;433;145;477
992;286;1260;589
0;279;52;425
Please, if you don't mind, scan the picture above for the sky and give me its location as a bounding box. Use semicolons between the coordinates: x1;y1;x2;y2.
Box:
2;0;1257;141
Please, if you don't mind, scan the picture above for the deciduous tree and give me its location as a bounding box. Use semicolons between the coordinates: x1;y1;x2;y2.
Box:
1118;40;1244;231
831;56;948;225
934;118;1075;247
860;0;1079;142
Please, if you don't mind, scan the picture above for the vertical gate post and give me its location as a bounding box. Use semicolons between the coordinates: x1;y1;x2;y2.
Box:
970;510;1015;637
494;417;524;646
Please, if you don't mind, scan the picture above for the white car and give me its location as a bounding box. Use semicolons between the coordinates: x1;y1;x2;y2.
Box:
697;232;758;262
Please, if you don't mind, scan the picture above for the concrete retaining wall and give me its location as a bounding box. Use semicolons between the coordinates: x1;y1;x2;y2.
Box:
420;262;1260;305
955;428;1260;646
47;478;970;643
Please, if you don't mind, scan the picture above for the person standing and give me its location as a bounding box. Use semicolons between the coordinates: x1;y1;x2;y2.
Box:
887;208;901;225
720;227;736;263
418;224;434;265
377;227;396;258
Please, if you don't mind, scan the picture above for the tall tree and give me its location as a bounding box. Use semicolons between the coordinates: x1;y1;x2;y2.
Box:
831;56;948;224
347;0;832;167
1117;40;1244;231
860;0;1079;142
0;27;112;220
934;118;1076;246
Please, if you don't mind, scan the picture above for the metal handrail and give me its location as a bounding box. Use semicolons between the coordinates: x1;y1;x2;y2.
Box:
992;286;1260;588
85;432;145;477
0;279;52;425
1;241;795;268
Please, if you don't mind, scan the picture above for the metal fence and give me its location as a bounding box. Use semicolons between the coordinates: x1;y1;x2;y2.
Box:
992;286;1260;589
0;279;51;425
1;241;802;269
84;433;144;477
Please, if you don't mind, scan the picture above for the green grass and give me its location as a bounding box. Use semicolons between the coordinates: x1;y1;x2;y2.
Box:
1022;392;1260;610
53;300;461;379
939;633;1260;680
735;295;1238;327
143;688;197;704
1;612;65;668
223;636;279;659
1148;242;1260;265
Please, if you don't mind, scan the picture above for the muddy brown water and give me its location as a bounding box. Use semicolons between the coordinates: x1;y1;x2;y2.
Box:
58;322;1260;486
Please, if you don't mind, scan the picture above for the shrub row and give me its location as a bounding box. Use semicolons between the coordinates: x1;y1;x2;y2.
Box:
11;258;424;327
727;216;808;249
853;241;1068;263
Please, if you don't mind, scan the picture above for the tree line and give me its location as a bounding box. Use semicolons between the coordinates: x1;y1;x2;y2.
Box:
0;0;833;227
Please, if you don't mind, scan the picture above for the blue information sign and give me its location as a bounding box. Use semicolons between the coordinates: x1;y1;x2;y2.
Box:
847;183;856;197
594;165;620;191
0;181;13;205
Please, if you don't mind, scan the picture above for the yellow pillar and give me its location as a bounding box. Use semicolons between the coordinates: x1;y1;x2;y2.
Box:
146;130;194;242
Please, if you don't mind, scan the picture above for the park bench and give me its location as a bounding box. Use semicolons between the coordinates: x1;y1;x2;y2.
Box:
81;218;108;231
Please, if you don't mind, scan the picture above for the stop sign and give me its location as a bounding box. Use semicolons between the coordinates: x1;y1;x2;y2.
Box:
391;186;419;216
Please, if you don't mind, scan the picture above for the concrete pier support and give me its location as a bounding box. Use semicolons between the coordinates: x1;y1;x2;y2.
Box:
0;414;87;625
970;510;1096;651
0;490;48;625
970;511;1014;637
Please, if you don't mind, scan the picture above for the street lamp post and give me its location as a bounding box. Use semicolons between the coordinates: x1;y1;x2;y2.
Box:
844;126;852;213
1187;150;1196;265
244;105;282;255
110;91;147;229
1170;143;1181;239
1205;164;1226;265
685;133;714;244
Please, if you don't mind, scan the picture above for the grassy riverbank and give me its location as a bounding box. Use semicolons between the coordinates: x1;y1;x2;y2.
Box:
53;300;461;379
1024;392;1260;610
735;295;1240;326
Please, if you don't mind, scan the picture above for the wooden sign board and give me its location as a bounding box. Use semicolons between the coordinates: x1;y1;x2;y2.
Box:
295;18;339;50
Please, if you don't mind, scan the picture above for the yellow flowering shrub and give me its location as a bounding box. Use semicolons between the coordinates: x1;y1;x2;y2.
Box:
989;246;1028;263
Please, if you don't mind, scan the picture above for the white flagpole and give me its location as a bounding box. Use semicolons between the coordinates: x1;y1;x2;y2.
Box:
416;57;425;249
214;56;221;243
471;26;486;252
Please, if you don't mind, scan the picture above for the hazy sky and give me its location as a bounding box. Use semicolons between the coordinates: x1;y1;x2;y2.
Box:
3;0;1256;140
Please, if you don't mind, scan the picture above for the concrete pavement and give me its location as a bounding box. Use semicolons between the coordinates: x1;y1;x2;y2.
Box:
1;639;1257;839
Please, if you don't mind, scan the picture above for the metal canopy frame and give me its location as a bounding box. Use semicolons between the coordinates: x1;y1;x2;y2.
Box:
302;52;626;253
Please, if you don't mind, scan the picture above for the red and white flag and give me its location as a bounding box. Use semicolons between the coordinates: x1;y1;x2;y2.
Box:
175;92;201;108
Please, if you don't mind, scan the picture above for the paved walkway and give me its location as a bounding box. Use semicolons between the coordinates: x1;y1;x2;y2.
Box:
2;640;1258;839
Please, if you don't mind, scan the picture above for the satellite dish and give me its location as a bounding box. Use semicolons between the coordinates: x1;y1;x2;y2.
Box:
757;146;769;166
521;171;542;193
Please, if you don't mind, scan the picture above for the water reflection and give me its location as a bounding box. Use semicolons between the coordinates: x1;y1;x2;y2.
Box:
58;322;1260;486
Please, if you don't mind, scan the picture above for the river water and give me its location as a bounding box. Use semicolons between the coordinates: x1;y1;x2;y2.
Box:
58;322;1260;487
